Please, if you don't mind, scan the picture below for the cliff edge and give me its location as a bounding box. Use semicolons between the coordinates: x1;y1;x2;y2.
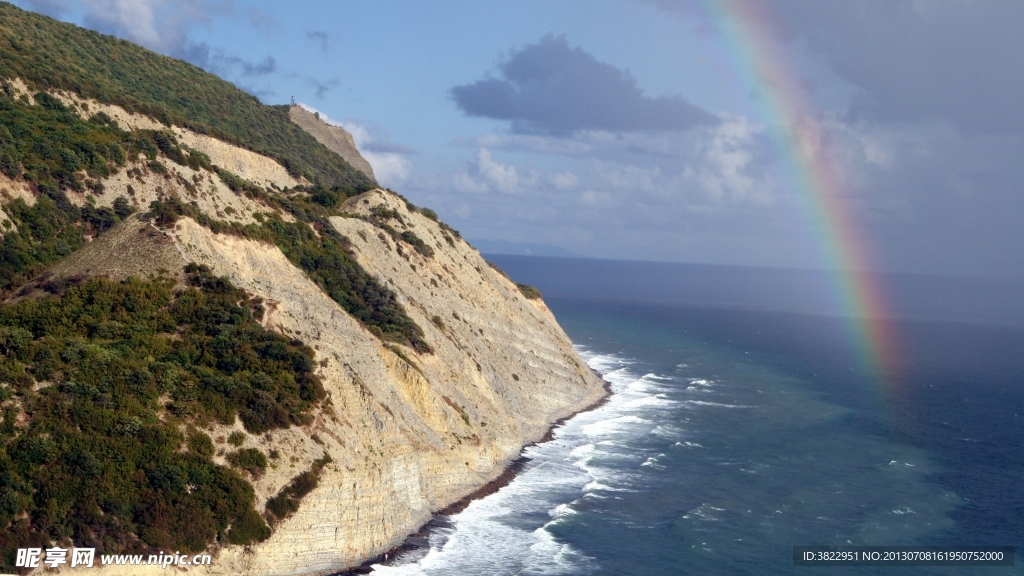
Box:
289;106;377;182
36;188;605;575
0;5;604;571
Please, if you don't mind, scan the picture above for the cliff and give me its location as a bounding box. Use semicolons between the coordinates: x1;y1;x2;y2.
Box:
0;4;605;572
40;187;605;575
0;22;604;574
288;106;377;182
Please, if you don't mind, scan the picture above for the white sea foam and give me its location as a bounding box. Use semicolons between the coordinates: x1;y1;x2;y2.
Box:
580;414;647;436
644;373;675;381
618;394;674;411
650;423;684;439
641;454;667;469
581;479;632;493
682;503;723;521
685;400;752;408
371;348;700;575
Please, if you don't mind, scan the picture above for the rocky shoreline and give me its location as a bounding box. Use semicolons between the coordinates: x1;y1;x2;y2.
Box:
336;371;614;574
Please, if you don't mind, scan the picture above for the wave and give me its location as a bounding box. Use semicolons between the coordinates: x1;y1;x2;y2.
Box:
372;348;703;575
685;400;752;408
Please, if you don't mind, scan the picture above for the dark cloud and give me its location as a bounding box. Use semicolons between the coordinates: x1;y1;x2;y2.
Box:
17;0;68;18
361;141;417;155
451;35;718;135
228;55;275;76
18;0;279;83
179;43;275;77
306;77;339;98
307;31;330;53
647;0;1024;135
244;6;280;36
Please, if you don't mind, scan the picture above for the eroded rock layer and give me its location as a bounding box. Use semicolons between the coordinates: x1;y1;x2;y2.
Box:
1;91;603;575
48;193;604;575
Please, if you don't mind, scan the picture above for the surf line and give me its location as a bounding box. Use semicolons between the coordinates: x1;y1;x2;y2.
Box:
700;0;903;393
337;367;614;573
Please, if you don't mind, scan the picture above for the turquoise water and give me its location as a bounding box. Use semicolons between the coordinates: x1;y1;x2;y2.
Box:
370;296;1023;575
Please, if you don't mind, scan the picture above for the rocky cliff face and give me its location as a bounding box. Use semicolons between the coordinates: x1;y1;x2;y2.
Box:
4;95;605;575
289;106;377;182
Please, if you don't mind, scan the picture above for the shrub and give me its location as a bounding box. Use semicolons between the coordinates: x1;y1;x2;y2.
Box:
399;230;434;258
226;448;268;477
187;431;215;457
228;431;247;447
0;3;374;188
516;283;543;300
226;508;271;545
0;269;322;564
264;455;331;525
146;200;432;354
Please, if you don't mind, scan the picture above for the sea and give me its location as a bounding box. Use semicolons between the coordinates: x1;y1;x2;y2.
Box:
369;257;1024;575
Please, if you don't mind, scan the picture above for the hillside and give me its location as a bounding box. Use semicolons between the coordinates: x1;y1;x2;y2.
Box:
0;5;605;575
288;106;376;182
0;1;373;189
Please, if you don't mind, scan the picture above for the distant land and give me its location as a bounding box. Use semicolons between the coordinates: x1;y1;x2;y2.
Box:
473;238;584;258
487;255;1024;327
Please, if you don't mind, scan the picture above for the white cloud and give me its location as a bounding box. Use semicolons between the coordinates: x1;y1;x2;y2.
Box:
579;190;613;207
475;149;520;193
444;149;550;195
341;122;412;186
362;151;411;186
80;0;221;53
451;171;488;194
548;171;578;190
296;104;414;187
82;0;170;48
687;116;776;207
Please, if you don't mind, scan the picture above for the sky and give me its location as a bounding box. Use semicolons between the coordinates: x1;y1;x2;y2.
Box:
12;0;1024;278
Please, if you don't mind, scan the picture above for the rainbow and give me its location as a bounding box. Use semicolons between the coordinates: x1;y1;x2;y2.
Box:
700;0;901;387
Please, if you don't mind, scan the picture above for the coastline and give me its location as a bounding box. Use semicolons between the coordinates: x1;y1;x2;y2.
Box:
336;370;614;574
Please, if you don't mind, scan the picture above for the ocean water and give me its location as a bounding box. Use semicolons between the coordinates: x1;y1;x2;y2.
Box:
369;261;1023;575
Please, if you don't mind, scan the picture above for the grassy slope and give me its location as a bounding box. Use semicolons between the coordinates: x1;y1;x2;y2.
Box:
0;1;373;188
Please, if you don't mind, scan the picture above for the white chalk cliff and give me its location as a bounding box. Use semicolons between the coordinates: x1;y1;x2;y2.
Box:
6;95;607;575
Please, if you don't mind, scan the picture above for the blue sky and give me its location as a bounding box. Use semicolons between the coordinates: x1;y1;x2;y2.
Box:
12;0;1024;278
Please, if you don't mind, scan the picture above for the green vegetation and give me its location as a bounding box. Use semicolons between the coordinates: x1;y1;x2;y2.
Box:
362;202;435;257
226;448;268;478
264;455;331;526
147;193;432;353
0;80;227;295
0;72;216;195
516;283;543;300
0;2;373;188
1;88;122;190
227;430;246;447
399;230;434;258
0;265;326;567
0;189;136;296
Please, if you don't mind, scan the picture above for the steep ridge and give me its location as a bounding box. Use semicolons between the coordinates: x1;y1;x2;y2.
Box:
0;1;372;188
34;189;605;575
0;6;605;573
289;106;376;182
